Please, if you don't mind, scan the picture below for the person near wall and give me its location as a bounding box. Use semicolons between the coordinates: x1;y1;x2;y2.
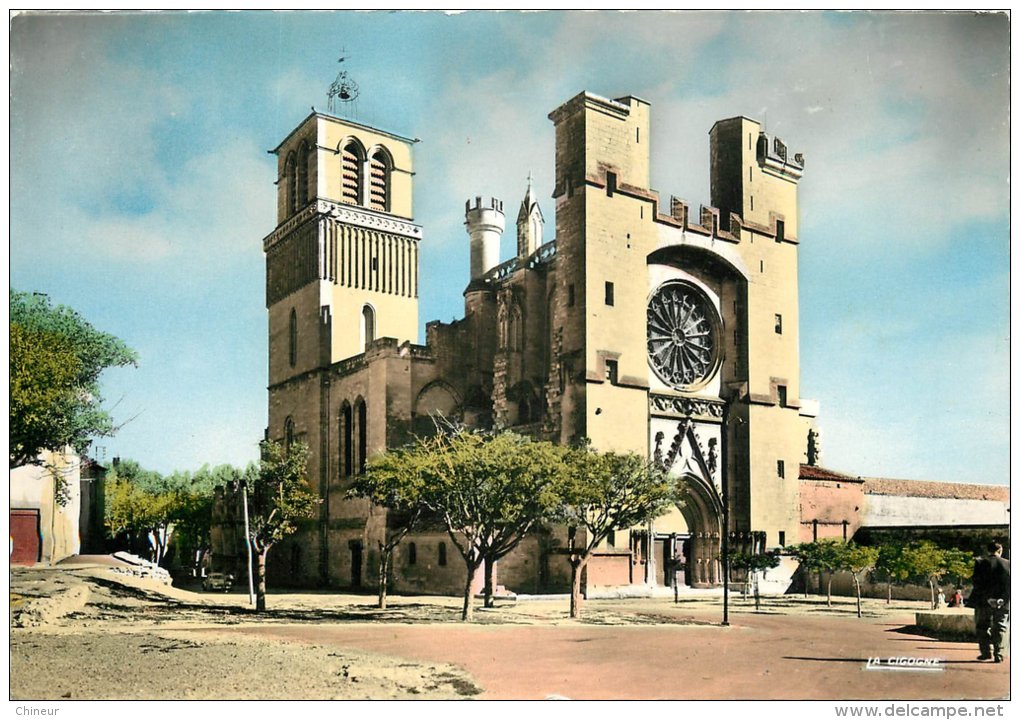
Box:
969;541;1010;663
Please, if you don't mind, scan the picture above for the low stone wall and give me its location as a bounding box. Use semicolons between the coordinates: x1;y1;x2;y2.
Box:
915;609;975;637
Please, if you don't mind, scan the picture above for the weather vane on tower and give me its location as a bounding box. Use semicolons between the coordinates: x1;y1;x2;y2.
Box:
327;47;360;116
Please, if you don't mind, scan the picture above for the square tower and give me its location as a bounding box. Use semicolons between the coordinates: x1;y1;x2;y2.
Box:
264;112;422;392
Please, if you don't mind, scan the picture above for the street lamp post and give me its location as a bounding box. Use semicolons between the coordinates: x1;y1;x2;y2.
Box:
241;480;256;608
721;400;730;626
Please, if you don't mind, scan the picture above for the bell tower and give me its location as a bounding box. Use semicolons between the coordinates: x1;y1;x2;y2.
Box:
264;112;422;391
264;110;423;469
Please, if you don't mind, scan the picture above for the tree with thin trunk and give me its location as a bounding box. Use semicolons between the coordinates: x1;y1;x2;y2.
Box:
731;550;781;612
416;430;568;620
832;543;879;618
902;542;974;610
872;543;911;604
791;539;843;606
245;440;319;612
347;446;427;609
557;444;679;620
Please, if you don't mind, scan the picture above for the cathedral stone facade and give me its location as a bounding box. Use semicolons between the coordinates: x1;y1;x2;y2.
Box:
258;91;818;593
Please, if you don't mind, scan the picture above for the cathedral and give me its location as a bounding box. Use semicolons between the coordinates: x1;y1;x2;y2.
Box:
255;90;816;594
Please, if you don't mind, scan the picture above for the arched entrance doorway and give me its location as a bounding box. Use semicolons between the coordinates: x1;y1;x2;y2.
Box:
673;473;723;587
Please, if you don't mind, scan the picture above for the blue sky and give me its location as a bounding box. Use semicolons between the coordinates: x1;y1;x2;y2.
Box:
9;11;1010;484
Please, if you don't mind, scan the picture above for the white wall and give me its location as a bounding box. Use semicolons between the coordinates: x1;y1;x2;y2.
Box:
10;449;82;563
863;494;1008;528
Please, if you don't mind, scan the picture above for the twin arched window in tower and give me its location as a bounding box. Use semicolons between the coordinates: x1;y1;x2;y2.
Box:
339;138;392;213
281;137;393;219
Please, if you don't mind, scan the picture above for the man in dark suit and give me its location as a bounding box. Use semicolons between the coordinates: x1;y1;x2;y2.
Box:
970;541;1010;663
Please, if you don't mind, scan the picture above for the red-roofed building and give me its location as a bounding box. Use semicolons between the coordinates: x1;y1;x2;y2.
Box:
799;462;1009;548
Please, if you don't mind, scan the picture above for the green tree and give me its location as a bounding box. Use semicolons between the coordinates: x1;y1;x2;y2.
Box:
557;443;679;620
10;290;137;469
791;539;844;606
245;440;320;612
731;550;782;612
415;430;569;620
348;445;429;609
105;460;178;564
902;542;974;609
103;459;223;568
872;543;912;604
832;543;880;618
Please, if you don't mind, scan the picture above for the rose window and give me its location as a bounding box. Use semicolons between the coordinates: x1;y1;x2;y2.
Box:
647;281;720;390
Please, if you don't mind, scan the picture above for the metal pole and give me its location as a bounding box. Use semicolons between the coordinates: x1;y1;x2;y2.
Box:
721;401;730;626
241;482;256;608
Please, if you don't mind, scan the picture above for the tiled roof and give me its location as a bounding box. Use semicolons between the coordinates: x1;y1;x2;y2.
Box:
799;464;863;483
863;477;1009;502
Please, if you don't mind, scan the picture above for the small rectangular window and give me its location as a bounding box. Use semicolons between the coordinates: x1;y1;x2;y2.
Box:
438;542;447;566
776;219;785;243
778;531;786;547
636;128;640;144
777;385;788;407
608;530;616;548
567;284;575;307
775;314;783;334
606;172;617;197
605;281;614;306
606;359;619;385
777;460;785;478
760;260;764;273
407;542;417;566
750;196;754;212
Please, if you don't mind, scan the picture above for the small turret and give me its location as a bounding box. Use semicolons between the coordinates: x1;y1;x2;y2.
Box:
516;175;544;258
465;196;505;280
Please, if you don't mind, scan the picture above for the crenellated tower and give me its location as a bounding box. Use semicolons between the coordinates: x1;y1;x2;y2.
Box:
465;196;505;281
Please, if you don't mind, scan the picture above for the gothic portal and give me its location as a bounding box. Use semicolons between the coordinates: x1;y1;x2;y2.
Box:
259;92;815;593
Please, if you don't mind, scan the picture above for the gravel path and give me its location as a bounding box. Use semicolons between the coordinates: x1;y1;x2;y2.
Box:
10;566;480;700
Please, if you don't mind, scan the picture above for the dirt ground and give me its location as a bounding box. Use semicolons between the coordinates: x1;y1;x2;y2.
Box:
9;563;1010;701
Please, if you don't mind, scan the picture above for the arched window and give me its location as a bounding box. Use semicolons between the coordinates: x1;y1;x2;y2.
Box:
283;152;297;216
361;305;375;351
497;305;508;350
284;416;295;451
509;305;523;351
340;140;365;206
340;403;353;478
368;147;392;212
289;308;298;367
296;140;310;208
356;400;367;474
407;542;417;566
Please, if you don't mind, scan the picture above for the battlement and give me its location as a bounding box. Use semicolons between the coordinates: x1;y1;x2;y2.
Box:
757;132;805;181
465;196;504;214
